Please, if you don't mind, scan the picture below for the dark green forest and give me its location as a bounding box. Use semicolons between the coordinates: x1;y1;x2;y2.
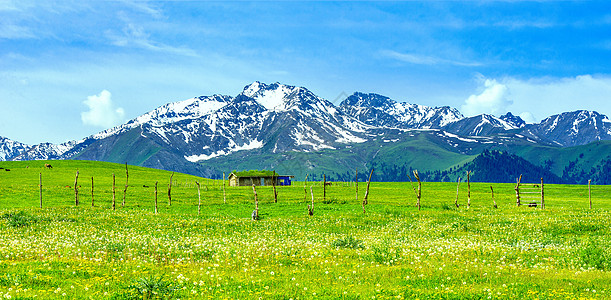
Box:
323;150;610;185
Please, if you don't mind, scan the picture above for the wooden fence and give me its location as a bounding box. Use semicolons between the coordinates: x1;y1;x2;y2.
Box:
515;175;544;209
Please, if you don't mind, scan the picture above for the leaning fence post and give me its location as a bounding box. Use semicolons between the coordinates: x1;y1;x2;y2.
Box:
303;174;308;203
168;172;174;206
74;170;79;206
196;181;201;215
515;174;522;206
223;172;226;204
362;168;374;213
122;163;128;207
39;173;42;209
455;177;461;208
308;186;314;216
273;170;278;203
91;177;94;207
154;181;158;214
491;185;497;209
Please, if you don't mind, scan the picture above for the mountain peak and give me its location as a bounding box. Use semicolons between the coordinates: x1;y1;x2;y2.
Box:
240;81;325;112
499;112;526;128
339;92;462;129
341;92;395;109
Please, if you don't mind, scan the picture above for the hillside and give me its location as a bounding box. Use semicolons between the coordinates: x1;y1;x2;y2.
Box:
0;160;209;209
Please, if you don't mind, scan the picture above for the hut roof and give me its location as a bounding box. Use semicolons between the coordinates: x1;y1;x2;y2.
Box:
232;170;276;177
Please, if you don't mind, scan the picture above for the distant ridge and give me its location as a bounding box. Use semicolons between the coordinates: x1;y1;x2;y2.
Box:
2;81;611;183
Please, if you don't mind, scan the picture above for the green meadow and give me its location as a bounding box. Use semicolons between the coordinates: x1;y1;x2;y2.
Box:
0;160;610;299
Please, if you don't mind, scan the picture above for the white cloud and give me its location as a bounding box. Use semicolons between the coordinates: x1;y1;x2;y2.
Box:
81;90;125;128
461;78;511;117
462;74;611;122
504;75;611;121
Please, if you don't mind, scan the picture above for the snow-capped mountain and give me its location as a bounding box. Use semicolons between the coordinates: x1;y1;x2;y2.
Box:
13;141;81;161
0;136;30;161
338;92;463;129
442;113;525;137
521;110;611;147
2;81;611;179
4;82;374;173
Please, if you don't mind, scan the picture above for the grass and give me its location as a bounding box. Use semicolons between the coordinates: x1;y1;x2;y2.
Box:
0;160;610;299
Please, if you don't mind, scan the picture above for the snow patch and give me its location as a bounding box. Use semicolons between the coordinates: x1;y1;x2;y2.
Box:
184;140;264;162
443;131;479;143
251;85;293;111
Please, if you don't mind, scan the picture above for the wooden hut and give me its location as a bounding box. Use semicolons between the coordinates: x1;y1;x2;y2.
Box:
228;170;294;187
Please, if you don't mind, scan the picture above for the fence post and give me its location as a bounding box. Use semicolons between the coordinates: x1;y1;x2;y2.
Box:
91;177;94;207
122;163;128;207
74;171;79;206
273;171;278;203
491;185;497;209
154;181;158;214
362;168;374;213
323;174;326;203
303;174;308;203
196;181;201;215
223;172;226;204
414;170;422;211
455;177;461;208
309;186;314;216
515;174;522;206
168;172;174;206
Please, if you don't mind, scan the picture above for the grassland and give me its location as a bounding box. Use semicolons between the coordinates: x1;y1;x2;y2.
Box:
1;160;610;299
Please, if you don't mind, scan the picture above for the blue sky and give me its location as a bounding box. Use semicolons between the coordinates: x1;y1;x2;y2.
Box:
1;0;611;144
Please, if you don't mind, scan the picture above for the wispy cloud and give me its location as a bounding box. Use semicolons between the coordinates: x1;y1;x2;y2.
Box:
490;20;556;30
106;22;198;57
0;23;35;39
381;50;482;67
120;0;163;19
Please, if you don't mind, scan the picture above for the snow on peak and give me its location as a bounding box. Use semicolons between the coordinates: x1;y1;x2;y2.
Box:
241;81;300;111
242;81;264;98
340;92;463;129
91;94;230;141
0;136;30;161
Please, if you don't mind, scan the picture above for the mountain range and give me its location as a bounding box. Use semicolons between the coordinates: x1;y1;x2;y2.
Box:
2;81;611;183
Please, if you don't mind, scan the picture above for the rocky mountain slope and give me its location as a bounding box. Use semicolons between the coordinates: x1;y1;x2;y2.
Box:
2;81;611;182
